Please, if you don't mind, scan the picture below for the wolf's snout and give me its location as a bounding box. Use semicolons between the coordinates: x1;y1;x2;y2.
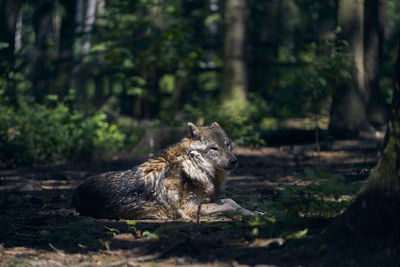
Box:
227;157;238;170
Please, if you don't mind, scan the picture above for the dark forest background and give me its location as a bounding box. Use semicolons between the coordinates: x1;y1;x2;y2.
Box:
1;0;399;166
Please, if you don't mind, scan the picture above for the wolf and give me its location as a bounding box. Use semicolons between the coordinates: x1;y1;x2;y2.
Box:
73;122;254;220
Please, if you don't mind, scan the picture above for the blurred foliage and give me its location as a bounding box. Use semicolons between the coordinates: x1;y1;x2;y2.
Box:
0;93;125;167
0;0;399;165
270;37;352;118
184;93;268;146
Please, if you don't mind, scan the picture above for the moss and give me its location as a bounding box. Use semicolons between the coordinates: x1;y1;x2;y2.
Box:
364;132;400;199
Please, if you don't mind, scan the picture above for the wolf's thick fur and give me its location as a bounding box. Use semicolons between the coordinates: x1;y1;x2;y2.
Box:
73;122;254;219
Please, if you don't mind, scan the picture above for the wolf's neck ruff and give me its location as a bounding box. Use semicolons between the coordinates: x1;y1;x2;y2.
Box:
182;149;216;196
159;139;217;196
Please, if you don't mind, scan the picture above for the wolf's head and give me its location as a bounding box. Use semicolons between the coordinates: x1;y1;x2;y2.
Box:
186;122;237;172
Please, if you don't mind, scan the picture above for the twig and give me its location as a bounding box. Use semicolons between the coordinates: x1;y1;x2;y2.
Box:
48;243;65;256
14;224;43;229
135;239;186;262
134;252;162;262
314;114;321;167
100;259;129;267
196;204;201;224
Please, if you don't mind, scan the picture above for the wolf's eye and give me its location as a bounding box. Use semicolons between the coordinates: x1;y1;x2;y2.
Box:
209;146;219;151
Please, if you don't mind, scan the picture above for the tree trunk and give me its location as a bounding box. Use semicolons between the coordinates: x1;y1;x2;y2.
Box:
0;0;24;103
363;33;400;202
0;0;23;66
221;0;247;111
32;1;56;103
329;0;369;136
82;0;97;55
74;0;84;49
248;0;281;100
54;0;77;99
364;0;388;126
93;0;106;108
337;34;400;240
14;7;23;53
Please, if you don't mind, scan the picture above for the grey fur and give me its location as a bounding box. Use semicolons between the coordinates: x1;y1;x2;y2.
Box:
73;122;254;220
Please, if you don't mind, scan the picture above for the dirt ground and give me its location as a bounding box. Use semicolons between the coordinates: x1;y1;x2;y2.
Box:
0;134;395;267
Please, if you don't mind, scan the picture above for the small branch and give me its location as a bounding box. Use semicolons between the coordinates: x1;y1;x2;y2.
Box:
314;114;321;167
48;243;65;256
196;204;201;224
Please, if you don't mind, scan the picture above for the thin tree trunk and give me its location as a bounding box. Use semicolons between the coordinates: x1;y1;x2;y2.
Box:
55;0;77;99
0;0;23;64
93;0;105;108
248;0;281;101
72;0;97;102
82;0;97;55
221;0;248;111
329;0;369;136
364;0;388;125
0;0;24;103
32;1;56;103
75;0;84;44
14;8;23;53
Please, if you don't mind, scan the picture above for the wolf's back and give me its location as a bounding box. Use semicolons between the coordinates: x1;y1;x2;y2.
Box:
73;169;152;218
73;157;173;219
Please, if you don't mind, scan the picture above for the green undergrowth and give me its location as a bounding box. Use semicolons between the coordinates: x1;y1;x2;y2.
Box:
235;168;363;240
0;101;127;167
184;94;268;146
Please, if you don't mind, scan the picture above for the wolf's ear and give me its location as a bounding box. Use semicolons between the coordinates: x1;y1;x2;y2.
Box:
211;122;221;128
188;122;201;139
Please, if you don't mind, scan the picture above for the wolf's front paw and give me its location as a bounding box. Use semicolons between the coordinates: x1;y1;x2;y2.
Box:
239;208;255;216
176;209;192;220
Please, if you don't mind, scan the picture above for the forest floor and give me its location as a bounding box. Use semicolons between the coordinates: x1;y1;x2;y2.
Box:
0;132;395;267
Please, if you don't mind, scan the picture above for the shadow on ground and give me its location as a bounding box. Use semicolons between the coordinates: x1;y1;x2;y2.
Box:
1;136;395;266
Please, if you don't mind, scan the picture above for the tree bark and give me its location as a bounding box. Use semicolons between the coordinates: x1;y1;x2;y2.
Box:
32;1;57;103
329;0;369;136
248;0;281;100
14;7;23;53
74;0;84;46
82;0;97;55
0;0;24;103
337;34;400;240
363;33;400;199
364;0;388;125
54;0;77;99
221;0;248;111
0;0;23;66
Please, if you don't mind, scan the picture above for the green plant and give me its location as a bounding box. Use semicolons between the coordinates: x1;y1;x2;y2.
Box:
248;215;276;237
38;219;96;246
235;168;361;240
78;243;87;249
7;259;29;267
142;231;159;240
0;101;126;167
121;219;137;233
269;36;352;119
104;225;120;237
278;168;362;218
285;228;308;240
184;97;266;146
